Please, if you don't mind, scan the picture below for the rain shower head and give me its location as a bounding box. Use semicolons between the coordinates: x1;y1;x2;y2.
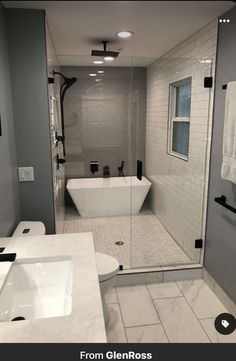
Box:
91;41;119;58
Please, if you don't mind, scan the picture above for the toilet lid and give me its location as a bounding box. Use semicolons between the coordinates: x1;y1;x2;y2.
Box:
95;253;120;282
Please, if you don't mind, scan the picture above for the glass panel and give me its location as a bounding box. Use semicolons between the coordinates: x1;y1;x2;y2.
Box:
176;81;191;117
62;56;133;271
130;54;213;270
172;121;189;156
61;52;214;272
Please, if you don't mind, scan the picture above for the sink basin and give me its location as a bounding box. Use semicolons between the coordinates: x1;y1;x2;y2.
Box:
0;257;73;322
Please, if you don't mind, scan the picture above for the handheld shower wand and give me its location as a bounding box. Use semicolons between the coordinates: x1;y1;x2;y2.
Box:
53;71;77;156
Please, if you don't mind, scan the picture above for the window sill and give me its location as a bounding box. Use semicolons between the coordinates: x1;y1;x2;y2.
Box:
167;150;188;161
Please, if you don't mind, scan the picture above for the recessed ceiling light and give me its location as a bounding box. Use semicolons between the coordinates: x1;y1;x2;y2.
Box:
104;56;114;61
97;70;104;74
93;60;104;64
89;73;97;77
117;31;133;38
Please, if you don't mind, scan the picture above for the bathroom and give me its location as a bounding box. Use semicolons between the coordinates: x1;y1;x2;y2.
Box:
0;0;236;345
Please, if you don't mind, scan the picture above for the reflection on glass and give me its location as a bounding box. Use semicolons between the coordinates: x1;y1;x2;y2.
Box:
172;122;189;156
176;82;191;117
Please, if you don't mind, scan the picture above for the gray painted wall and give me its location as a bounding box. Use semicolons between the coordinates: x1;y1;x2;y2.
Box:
205;6;236;302
0;3;20;236
62;66;146;204
6;9;55;234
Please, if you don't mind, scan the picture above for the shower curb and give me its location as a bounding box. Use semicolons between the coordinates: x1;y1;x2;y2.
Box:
115;266;203;287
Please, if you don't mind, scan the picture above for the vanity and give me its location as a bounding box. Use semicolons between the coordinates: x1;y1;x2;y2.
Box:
0;233;107;342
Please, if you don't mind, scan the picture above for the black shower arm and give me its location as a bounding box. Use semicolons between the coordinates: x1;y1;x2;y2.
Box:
53;70;67;81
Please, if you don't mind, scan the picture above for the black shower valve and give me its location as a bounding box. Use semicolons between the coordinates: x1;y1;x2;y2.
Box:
56;154;66;169
55;132;64;143
58;158;66;164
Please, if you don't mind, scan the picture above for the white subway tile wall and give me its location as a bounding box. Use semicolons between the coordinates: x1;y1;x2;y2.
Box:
145;20;218;261
62;66;146;182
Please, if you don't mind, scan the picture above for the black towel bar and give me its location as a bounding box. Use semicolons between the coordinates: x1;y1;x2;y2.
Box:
214;195;236;214
0;253;16;262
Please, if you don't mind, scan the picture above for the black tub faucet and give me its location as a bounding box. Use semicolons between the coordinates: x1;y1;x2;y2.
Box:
103;166;110;178
90;161;99;174
118;161;125;177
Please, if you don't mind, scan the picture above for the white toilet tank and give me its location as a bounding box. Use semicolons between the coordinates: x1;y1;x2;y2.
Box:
12;221;46;237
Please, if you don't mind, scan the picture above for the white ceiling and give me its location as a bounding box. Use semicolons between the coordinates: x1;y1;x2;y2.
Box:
3;1;235;66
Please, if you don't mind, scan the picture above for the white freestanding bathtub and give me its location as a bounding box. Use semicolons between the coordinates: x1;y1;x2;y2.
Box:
67;176;151;217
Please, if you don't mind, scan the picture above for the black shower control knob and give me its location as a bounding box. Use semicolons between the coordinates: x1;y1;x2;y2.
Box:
57;135;64;142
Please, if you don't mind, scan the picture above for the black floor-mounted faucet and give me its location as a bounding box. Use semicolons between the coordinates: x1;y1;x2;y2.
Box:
118;161;125;177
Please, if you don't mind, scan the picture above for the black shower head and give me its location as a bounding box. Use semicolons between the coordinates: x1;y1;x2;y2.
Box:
91;40;119;58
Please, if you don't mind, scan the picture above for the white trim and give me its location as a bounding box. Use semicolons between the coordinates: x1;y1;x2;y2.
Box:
167;77;191;160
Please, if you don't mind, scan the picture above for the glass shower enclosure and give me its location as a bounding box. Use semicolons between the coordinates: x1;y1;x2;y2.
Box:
63;53;214;272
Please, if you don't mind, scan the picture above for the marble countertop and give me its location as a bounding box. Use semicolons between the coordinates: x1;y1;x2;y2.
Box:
0;233;107;343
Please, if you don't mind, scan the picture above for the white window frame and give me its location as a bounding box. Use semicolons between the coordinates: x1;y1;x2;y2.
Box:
167;77;192;161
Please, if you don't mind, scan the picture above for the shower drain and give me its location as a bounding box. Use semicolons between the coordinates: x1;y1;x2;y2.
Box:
115;241;124;246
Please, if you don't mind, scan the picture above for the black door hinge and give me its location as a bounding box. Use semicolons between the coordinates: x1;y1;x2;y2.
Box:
204;77;213;88
195;239;203;248
48;77;54;84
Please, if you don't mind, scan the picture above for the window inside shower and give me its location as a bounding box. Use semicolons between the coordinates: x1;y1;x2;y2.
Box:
168;78;192;159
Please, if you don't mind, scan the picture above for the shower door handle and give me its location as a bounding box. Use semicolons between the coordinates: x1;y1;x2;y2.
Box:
137;160;142;181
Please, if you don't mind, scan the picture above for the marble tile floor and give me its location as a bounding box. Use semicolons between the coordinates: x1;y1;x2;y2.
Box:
64;205;193;269
105;279;236;343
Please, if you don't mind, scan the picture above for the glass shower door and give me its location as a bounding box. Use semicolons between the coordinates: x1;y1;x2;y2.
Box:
130;55;214;269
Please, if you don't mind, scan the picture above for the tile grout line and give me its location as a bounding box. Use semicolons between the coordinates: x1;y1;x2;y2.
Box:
115;287;129;343
149;295;183;301
116;286;166;341
175;280;212;343
145;284;170;343
124;323;164;330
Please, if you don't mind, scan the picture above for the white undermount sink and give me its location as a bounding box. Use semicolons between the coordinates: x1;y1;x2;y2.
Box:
0;257;73;322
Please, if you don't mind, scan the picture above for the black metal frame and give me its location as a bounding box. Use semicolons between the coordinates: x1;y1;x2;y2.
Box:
204;77;213;88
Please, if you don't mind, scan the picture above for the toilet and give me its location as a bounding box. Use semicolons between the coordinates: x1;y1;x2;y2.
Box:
95;252;120;325
12;221;119;325
12;221;46;237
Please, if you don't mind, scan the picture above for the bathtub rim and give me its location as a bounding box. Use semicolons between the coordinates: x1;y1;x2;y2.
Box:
66;176;151;190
